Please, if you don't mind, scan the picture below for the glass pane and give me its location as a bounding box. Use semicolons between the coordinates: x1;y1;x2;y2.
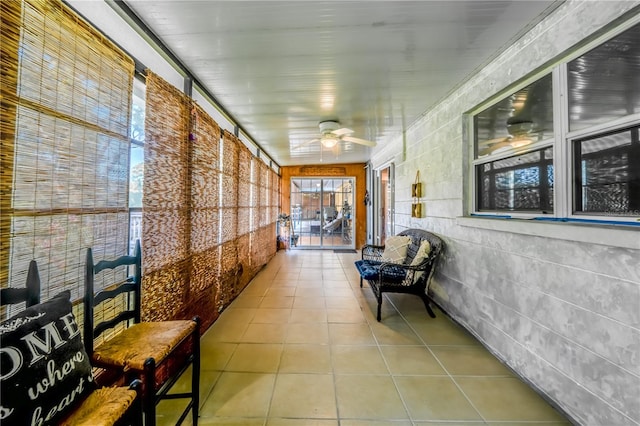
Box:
477;147;554;212
574;126;640;216
568;23;640;131
131;78;146;142
129;144;144;208
475;74;553;158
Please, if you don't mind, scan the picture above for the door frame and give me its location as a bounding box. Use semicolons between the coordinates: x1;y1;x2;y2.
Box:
372;162;394;246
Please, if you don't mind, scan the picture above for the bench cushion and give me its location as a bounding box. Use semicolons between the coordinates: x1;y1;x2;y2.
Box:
355;260;407;284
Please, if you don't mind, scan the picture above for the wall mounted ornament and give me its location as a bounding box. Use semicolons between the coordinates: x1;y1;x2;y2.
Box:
411;170;423;218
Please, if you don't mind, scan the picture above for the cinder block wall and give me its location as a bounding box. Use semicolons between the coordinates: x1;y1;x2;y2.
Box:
369;2;640;424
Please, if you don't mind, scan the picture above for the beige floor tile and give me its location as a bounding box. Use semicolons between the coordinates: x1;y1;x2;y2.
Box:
297;279;324;288
325;296;360;310
394;376;482;421
286;322;330;344
331;345;388;374
484;423;571;426
340;421;412;426
412;322;481;346
293;296;327;309
230;295;264;308
260;296;295;309
241;323;289;343
290;308;328;323
380;346;446;375
295;287;326;298
370;320;423;345
252;308;292;324
323;280;349;288
326;308;366;323
455;377;568;422
155;369;219;420
335;374;408;420
197;417;265;425
200;372;275;417
270;279;298;287
204;320;249;343
199;341;237;371
267;287;297;297
267;419;338;426
226;343;283;372
431;346;514;376
269;373;337;419
218;307;258;321
279;344;332;373
329;323;376;345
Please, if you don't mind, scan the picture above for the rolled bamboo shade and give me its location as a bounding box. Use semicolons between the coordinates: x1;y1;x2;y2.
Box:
1;0;133;316
142;71;190;321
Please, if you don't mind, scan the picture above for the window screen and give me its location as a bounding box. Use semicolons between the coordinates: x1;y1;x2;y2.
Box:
573;126;640;216
477;148;554;212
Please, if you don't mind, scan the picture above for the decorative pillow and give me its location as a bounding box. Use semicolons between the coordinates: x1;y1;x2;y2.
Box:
410;240;432;266
0;291;95;425
410;239;432;280
381;235;412;264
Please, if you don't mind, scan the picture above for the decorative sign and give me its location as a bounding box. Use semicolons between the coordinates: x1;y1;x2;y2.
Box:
411;170;423;218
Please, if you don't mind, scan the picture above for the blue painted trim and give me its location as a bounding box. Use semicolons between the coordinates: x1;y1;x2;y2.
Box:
532;217;640;227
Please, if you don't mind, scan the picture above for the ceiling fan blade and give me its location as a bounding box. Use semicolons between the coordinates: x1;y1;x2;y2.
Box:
341;135;376;147
332;127;354;137
293;138;320;150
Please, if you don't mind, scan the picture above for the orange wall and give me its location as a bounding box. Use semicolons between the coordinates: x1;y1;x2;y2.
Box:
280;163;367;249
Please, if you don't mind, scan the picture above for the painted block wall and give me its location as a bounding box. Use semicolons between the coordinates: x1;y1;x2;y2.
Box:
370;1;640;424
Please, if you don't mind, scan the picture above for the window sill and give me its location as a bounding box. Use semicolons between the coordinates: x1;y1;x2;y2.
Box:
456;216;640;250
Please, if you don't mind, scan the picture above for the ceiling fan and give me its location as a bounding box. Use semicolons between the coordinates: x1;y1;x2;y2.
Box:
297;120;377;150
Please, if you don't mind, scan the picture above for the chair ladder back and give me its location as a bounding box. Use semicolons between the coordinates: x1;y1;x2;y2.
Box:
1;260;41;308
84;240;142;356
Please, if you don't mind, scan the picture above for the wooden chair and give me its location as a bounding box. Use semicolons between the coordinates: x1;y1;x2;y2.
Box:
1;261;143;426
84;240;200;426
0;260;40;308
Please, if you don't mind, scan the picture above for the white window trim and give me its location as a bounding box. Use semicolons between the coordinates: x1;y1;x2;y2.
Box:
468;19;640;227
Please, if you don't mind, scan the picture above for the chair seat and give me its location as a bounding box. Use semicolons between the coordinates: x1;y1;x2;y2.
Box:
60;386;137;426
92;320;196;370
354;260;407;284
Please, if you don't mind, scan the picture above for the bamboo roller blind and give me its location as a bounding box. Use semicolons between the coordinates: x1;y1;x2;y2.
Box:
1;0;134;317
143;72;279;322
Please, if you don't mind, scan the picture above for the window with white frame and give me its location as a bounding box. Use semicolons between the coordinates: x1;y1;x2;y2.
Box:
473;22;640;222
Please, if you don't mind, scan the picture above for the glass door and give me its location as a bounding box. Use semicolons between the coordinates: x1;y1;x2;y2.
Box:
290;177;355;249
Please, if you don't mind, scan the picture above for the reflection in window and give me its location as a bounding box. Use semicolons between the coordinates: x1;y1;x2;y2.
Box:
568;23;640;132
574;126;639;215
475;74;553;158
477;148;554;212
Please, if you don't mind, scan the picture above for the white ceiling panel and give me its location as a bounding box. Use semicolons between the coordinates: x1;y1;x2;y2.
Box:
121;0;561;166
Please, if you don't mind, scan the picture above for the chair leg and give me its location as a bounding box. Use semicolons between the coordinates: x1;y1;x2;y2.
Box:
143;358;156;426
359;276;363;288
192;317;201;426
376;292;383;322
420;293;436;318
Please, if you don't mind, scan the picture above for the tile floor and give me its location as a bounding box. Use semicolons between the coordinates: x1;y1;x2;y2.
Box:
157;250;570;426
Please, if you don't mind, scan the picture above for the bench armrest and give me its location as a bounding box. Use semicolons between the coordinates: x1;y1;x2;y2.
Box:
362;244;385;261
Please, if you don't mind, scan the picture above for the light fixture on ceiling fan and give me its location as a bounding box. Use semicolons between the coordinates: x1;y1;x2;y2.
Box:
295;120;377;151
